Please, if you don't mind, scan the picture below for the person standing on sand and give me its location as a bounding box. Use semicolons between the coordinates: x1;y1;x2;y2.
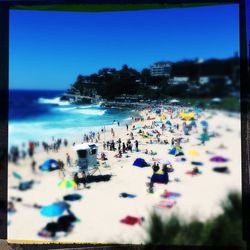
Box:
66;153;71;167
122;143;126;154
135;140;139;152
126;124;129;131
31;159;36;174
111;128;114;137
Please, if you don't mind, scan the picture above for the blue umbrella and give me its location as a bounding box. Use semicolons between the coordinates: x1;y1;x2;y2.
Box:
40;202;67;217
200;120;208;127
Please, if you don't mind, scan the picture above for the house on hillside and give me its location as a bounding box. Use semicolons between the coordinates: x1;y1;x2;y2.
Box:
150;62;172;77
199;75;232;85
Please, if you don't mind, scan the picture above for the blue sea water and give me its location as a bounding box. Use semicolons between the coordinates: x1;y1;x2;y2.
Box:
9;90;133;146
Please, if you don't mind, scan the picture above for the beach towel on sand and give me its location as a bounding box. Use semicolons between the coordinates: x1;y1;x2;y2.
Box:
213;167;229;173
161;191;181;199
119;193;136;198
156;200;176;209
120;216;142;225
185;170;202;176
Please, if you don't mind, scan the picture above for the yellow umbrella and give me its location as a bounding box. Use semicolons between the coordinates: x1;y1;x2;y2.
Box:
180;112;195;121
188;150;200;157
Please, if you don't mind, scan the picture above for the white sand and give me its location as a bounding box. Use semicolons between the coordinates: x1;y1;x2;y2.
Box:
7;109;241;244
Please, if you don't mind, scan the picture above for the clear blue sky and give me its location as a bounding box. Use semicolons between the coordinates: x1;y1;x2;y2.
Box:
10;4;239;90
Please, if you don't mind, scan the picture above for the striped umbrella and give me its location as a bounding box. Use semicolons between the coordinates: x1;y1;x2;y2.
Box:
58;179;77;189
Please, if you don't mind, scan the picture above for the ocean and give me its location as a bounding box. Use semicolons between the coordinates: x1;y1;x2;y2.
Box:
9;90;133;147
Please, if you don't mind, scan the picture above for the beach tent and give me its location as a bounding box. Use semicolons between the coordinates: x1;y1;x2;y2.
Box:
169;146;183;156
165;120;172;127
39;159;59;172
151;171;169;184
133;158;148;168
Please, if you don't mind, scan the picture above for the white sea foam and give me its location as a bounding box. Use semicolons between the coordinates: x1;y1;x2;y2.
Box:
72;109;107;116
38;97;70;106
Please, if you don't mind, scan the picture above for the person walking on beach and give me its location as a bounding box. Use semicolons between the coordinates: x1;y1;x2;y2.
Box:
171;138;175;147
111;128;115;137
31;159;36;174
135;140;139;152
126;124;129;131
122;143;126;154
66;153;71;167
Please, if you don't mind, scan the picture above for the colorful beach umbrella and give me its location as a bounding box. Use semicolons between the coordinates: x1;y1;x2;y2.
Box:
179;112;195;121
40;202;67;217
58;179;77;189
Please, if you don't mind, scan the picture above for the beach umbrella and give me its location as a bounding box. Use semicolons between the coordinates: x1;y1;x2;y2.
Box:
40;202;67;217
12;171;22;180
188;150;200;157
179;112;195;121
210;156;228;163
63;193;82;202
58;179;77;189
200;120;208;127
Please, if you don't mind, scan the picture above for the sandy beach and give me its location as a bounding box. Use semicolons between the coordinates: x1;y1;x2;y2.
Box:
7;107;241;244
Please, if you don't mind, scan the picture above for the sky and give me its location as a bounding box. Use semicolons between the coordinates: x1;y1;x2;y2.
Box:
10;4;239;90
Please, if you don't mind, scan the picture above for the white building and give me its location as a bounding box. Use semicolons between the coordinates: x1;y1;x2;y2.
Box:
168;76;189;85
150;62;171;77
199;75;232;85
